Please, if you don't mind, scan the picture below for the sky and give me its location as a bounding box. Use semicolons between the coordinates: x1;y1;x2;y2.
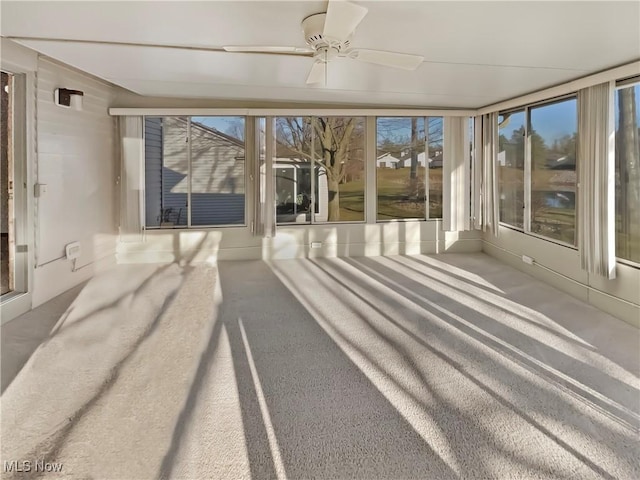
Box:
501;85;640;143
192;116;245;139
499;99;577;144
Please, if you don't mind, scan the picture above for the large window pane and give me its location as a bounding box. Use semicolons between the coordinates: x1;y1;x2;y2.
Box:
144;116;246;228
189;117;245;226
275;116;365;224
498;111;525;228
315;117;365;222
145;117;188;228
428;117;444;218
615;83;640;263
376;117;427;220
530;99;577;244
275;117;313;224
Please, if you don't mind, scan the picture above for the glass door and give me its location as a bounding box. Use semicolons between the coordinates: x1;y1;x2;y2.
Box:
1;71;14;295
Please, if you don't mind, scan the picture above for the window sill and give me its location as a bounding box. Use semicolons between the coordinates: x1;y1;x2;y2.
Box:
376;218;442;223
616;257;640;270
497;222;577;250
144;224;247;231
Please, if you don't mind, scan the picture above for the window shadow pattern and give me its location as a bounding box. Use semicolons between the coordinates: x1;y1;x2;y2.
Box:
263;255;639;480
214;260;458;479
3;251;638;480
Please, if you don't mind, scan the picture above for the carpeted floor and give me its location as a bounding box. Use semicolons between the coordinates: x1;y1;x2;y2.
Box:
1;253;638;479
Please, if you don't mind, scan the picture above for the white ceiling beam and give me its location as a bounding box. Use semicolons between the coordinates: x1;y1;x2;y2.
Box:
478;61;640;114
108;108;478;117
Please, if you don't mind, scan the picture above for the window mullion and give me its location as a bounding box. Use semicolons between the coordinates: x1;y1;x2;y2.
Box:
424;116;430;220
524;107;532;233
311;118;316;225
187;117;192;228
365;117;376;223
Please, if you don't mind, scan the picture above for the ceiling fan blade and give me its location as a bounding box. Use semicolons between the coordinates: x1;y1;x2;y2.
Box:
346;49;424;70
7;36;230;52
223;45;314;54
306;60;327;85
6;36;315;57
323;1;368;41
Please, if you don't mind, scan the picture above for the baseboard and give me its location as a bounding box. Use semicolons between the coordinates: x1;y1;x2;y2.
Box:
0;292;32;325
482;240;640;327
117;237;483;264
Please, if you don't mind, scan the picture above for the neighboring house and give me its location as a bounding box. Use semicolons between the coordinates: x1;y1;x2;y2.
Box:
379;150;443;169
397;151;426;168
145;117;245;227
272;156;329;223
376;152;401;168
427;151;444;168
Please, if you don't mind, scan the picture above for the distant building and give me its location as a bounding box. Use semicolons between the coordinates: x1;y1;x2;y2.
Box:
378;150;443;169
376;152;402;168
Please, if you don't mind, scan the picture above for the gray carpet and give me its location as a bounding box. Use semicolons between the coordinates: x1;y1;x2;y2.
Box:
1;282;86;393
1;253;638;479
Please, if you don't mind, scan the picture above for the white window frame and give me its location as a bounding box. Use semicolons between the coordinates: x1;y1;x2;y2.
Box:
274;115;368;226
143;115;249;230
613;77;640;268
374;116;445;223
498;95;579;249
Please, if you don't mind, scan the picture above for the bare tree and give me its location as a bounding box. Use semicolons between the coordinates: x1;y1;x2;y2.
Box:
409;117;419;196
276;117;360;221
617;86;640;259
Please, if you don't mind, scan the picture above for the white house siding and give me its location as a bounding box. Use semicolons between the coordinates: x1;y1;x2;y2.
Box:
33;58;118;307
376;153;400;168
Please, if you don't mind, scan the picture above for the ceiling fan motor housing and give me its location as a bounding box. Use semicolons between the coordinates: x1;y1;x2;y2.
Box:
302;13;351;53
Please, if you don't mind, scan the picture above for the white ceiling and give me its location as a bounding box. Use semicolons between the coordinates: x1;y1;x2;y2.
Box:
2;1;639;108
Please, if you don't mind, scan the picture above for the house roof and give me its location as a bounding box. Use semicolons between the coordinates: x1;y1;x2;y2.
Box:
163;117;245;194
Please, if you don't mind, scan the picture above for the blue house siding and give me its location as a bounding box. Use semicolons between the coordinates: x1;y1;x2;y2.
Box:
191;193;245;226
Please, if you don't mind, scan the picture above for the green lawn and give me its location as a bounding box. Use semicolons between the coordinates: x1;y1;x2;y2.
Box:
337;178;365;221
376;167;441;220
333;167;640;262
331;168;445;221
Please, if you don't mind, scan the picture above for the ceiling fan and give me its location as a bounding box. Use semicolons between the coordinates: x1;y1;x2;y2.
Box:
223;0;425;84
7;1;424;86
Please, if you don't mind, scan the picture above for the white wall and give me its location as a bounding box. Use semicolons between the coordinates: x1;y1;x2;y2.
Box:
117;221;482;264
483;227;640;327
32;58;120;307
2;40;123;319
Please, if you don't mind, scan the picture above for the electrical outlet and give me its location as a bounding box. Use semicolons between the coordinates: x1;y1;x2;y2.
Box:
34;183;48;197
522;255;534;265
65;242;81;260
310;242;322;249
